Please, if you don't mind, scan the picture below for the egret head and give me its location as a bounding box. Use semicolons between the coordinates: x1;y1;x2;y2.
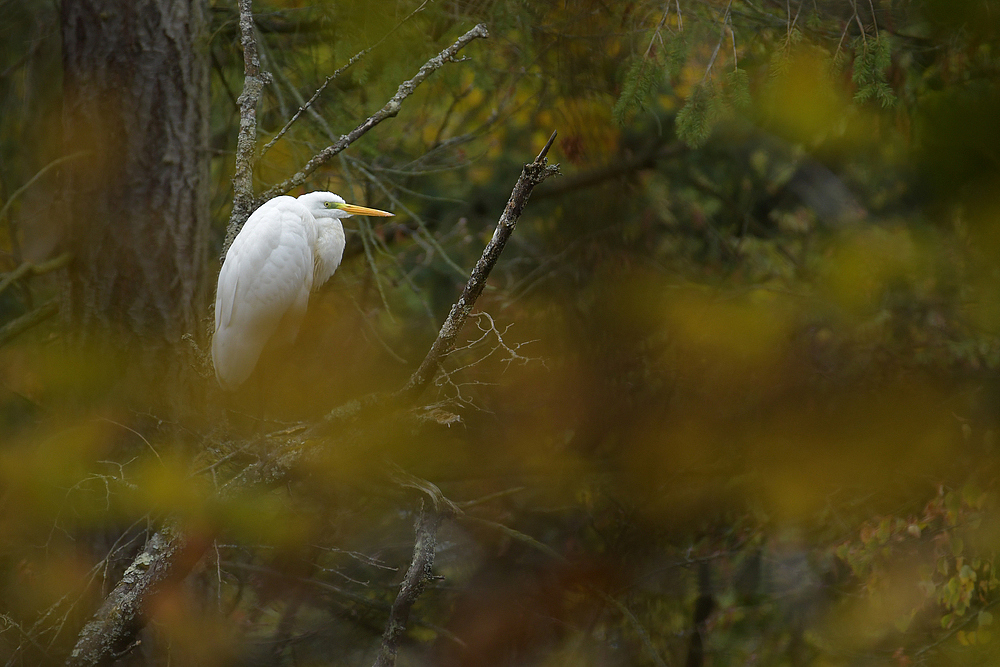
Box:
297;191;393;220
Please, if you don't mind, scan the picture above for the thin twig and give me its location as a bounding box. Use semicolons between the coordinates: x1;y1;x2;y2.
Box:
867;0;879;38
0;153;87;265
259;1;431;159
257;24;490;204
0;299;58;347
701;0;734;83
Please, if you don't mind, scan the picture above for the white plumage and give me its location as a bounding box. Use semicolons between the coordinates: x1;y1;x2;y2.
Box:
212;191;392;389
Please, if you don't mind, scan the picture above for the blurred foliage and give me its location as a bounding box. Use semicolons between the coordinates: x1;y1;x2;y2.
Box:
2;0;1000;665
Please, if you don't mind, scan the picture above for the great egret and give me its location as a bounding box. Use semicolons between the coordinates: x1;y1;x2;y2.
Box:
212;191;393;390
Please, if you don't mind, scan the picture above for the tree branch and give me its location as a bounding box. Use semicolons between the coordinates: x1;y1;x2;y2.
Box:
66;527;189;667
0;252;71;296
0;298;58;347
257;23;490;205
372;508;444;667
399;131;560;398
222;0;269;258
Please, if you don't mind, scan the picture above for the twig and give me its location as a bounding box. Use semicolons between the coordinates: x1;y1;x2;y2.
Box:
0;153;87;264
257;24;490;204
0;299;58;347
867;0;879;37
399;131;560;398
0;253;71;296
259;1;431;159
222;0;271;258
701;0;734;83
372;507;444;667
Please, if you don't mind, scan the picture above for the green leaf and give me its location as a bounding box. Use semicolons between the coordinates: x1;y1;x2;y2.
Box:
726;68;751;110
676;83;721;148
613;45;671;126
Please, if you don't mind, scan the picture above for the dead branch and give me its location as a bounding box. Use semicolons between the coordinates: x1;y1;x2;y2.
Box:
372;508;444;667
222;0;269;258
259;0;432;159
0;252;71;296
65;527;189;667
0;299;58;347
400;130;560;398
257;23;490;205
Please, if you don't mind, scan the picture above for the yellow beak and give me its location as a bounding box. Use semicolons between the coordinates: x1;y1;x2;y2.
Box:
334;202;394;217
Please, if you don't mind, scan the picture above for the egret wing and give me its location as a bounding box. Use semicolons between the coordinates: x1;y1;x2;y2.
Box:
213;199;315;388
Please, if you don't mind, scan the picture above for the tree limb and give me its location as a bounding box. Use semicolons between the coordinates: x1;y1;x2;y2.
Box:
221;0;269;258
400;130;560;398
257;23;490;205
372;508;444;667
66;527;189;667
0;252;71;296
0;298;58;347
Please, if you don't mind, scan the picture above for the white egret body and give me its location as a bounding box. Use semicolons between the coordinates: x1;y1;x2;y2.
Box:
212;191;392;389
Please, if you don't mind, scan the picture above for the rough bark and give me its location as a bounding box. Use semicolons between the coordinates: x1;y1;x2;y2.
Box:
66;528;189;667
61;0;210;345
373;509;444;667
221;0;268;258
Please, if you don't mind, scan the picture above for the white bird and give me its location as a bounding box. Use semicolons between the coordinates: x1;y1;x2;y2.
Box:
212;191;393;390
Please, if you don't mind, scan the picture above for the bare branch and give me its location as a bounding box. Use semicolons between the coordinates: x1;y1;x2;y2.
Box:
0;298;58;347
66;527;189;667
257;23;490;205
702;0;734;83
0;152;87;264
222;0;270;258
372;508;444;667
0;252;71;297
399;131;560;398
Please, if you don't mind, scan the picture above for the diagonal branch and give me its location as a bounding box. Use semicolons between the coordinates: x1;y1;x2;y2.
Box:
259;0;432;159
65;527;190;667
399;131;560;398
257;24;489;205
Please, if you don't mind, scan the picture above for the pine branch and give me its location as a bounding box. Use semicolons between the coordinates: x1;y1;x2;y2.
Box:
256;24;490;206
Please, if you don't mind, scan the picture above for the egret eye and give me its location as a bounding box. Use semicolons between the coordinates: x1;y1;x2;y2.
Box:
324;201;334;208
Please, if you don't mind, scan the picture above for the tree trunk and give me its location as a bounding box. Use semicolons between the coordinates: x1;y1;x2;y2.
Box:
60;0;210;349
